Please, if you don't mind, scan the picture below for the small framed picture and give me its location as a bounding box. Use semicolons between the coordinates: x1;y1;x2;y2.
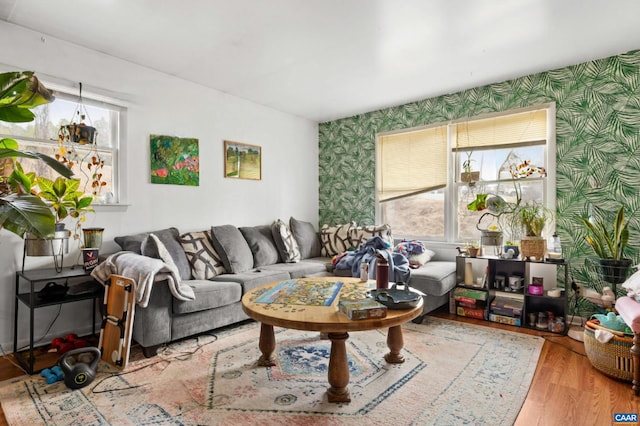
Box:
224;140;262;180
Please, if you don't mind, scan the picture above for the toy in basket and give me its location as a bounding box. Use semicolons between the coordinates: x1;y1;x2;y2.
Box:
583;319;634;382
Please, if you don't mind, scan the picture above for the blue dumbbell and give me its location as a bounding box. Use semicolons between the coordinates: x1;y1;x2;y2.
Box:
41;365;64;384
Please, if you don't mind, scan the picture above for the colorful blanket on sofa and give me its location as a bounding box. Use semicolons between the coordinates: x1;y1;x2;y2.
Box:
334;236;411;282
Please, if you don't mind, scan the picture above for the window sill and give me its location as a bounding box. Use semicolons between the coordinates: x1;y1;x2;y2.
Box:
92;203;130;213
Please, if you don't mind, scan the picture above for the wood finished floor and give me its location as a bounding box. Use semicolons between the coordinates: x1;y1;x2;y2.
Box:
0;307;638;425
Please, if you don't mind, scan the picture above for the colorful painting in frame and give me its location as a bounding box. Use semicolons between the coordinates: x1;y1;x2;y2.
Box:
150;134;199;186
224;140;262;180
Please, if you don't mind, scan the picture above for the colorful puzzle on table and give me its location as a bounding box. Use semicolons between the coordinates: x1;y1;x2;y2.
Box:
255;279;343;306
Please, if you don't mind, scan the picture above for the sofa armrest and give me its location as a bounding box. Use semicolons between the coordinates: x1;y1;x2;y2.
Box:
132;279;173;349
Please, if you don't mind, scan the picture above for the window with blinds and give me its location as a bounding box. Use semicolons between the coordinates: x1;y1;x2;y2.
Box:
376;104;555;242
377;126;447;202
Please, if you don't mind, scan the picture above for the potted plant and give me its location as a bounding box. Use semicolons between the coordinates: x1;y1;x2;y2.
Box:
0;71;73;239
516;201;552;261
35;176;95;238
581;205;632;284
460;151;480;183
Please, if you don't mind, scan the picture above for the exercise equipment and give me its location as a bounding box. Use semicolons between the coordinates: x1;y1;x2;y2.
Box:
50;333;88;354
40;365;64;384
98;275;136;369
59;347;100;389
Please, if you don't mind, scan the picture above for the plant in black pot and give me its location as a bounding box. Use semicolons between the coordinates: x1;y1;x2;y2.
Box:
581;205;632;285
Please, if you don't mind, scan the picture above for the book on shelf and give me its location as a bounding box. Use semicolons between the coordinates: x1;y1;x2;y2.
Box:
456;305;486;320
453;287;488;301
490;296;524;317
489;313;522;326
338;299;387;320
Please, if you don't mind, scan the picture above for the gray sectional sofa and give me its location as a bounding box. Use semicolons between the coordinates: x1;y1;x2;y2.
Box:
111;218;456;356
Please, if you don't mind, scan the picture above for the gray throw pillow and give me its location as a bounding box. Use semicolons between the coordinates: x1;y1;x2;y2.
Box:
210;225;255;273
138;227;192;280
289;217;321;259
239;225;280;267
114;231;149;254
271;219;301;263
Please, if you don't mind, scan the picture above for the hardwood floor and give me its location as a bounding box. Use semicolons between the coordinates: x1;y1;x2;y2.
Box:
1;308;638;425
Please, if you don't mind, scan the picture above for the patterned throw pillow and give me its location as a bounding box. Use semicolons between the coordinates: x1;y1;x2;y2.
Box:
179;231;226;279
320;222;356;257
271;219;301;263
349;223;393;247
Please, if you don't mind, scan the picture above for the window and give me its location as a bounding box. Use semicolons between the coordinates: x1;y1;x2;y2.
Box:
0;88;122;203
376;104;555;243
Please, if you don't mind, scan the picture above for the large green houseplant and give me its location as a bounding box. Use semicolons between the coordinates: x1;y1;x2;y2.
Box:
581;205;631;284
0;71;72;239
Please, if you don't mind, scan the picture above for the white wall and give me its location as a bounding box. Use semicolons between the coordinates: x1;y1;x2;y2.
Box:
0;22;319;352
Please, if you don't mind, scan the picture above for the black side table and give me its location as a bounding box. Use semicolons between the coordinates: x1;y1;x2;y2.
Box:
14;266;103;374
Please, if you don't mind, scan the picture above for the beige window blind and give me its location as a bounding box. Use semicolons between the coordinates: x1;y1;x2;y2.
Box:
453;109;547;151
377;126;447;202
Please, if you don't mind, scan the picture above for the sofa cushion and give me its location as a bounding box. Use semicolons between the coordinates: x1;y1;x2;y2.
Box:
271;219;301;263
114;228;172;254
350;223;393;247
209;269;290;293
240;225;281;267
289;217;321;259
136;228;192;280
408;261;457;297
320;222;356;256
179;230;226;279
173;280;242;314
260;258;330;279
210;225;254;273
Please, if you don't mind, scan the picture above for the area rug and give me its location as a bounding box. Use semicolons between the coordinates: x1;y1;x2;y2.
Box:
0;317;543;425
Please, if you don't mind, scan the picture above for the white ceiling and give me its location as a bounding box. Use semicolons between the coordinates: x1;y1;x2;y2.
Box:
2;0;640;122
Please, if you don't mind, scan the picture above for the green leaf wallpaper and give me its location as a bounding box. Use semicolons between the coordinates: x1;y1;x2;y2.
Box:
319;49;640;312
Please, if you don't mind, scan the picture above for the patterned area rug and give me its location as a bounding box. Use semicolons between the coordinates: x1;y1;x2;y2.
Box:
0;317;543;425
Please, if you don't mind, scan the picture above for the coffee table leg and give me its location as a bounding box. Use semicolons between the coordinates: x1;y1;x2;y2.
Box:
258;323;277;367
385;325;405;364
327;332;351;403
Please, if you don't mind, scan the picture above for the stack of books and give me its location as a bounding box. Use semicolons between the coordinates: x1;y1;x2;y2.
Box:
338;299;388;320
453;287;488;320
489;294;524;326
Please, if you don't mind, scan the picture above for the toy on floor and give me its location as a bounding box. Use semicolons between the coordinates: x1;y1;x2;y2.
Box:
583;286;616;309
40;365;64;384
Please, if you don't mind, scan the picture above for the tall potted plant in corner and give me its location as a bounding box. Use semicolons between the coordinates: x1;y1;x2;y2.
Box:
581;205;632;284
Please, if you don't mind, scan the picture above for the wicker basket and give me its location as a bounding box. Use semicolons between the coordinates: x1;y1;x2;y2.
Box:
583;320;634;382
520;237;545;261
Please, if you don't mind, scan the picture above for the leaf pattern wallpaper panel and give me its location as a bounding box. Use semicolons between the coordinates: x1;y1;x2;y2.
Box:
319;49;640;312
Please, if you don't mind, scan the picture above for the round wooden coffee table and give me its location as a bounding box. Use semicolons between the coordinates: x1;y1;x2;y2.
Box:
241;277;423;403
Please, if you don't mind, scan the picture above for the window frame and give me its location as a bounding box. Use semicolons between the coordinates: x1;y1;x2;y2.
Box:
0;80;127;206
376;103;556;244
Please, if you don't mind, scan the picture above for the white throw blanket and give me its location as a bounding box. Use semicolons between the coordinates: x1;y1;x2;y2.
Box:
91;251;195;308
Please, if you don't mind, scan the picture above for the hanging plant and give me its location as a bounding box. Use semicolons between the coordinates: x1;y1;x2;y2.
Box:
56;82;106;197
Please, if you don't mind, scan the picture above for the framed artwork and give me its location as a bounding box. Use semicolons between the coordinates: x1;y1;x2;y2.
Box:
150;134;199;186
224;140;262;180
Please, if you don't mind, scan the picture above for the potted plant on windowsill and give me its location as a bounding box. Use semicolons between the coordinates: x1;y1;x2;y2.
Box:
516;201;552;261
581;205;632;284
